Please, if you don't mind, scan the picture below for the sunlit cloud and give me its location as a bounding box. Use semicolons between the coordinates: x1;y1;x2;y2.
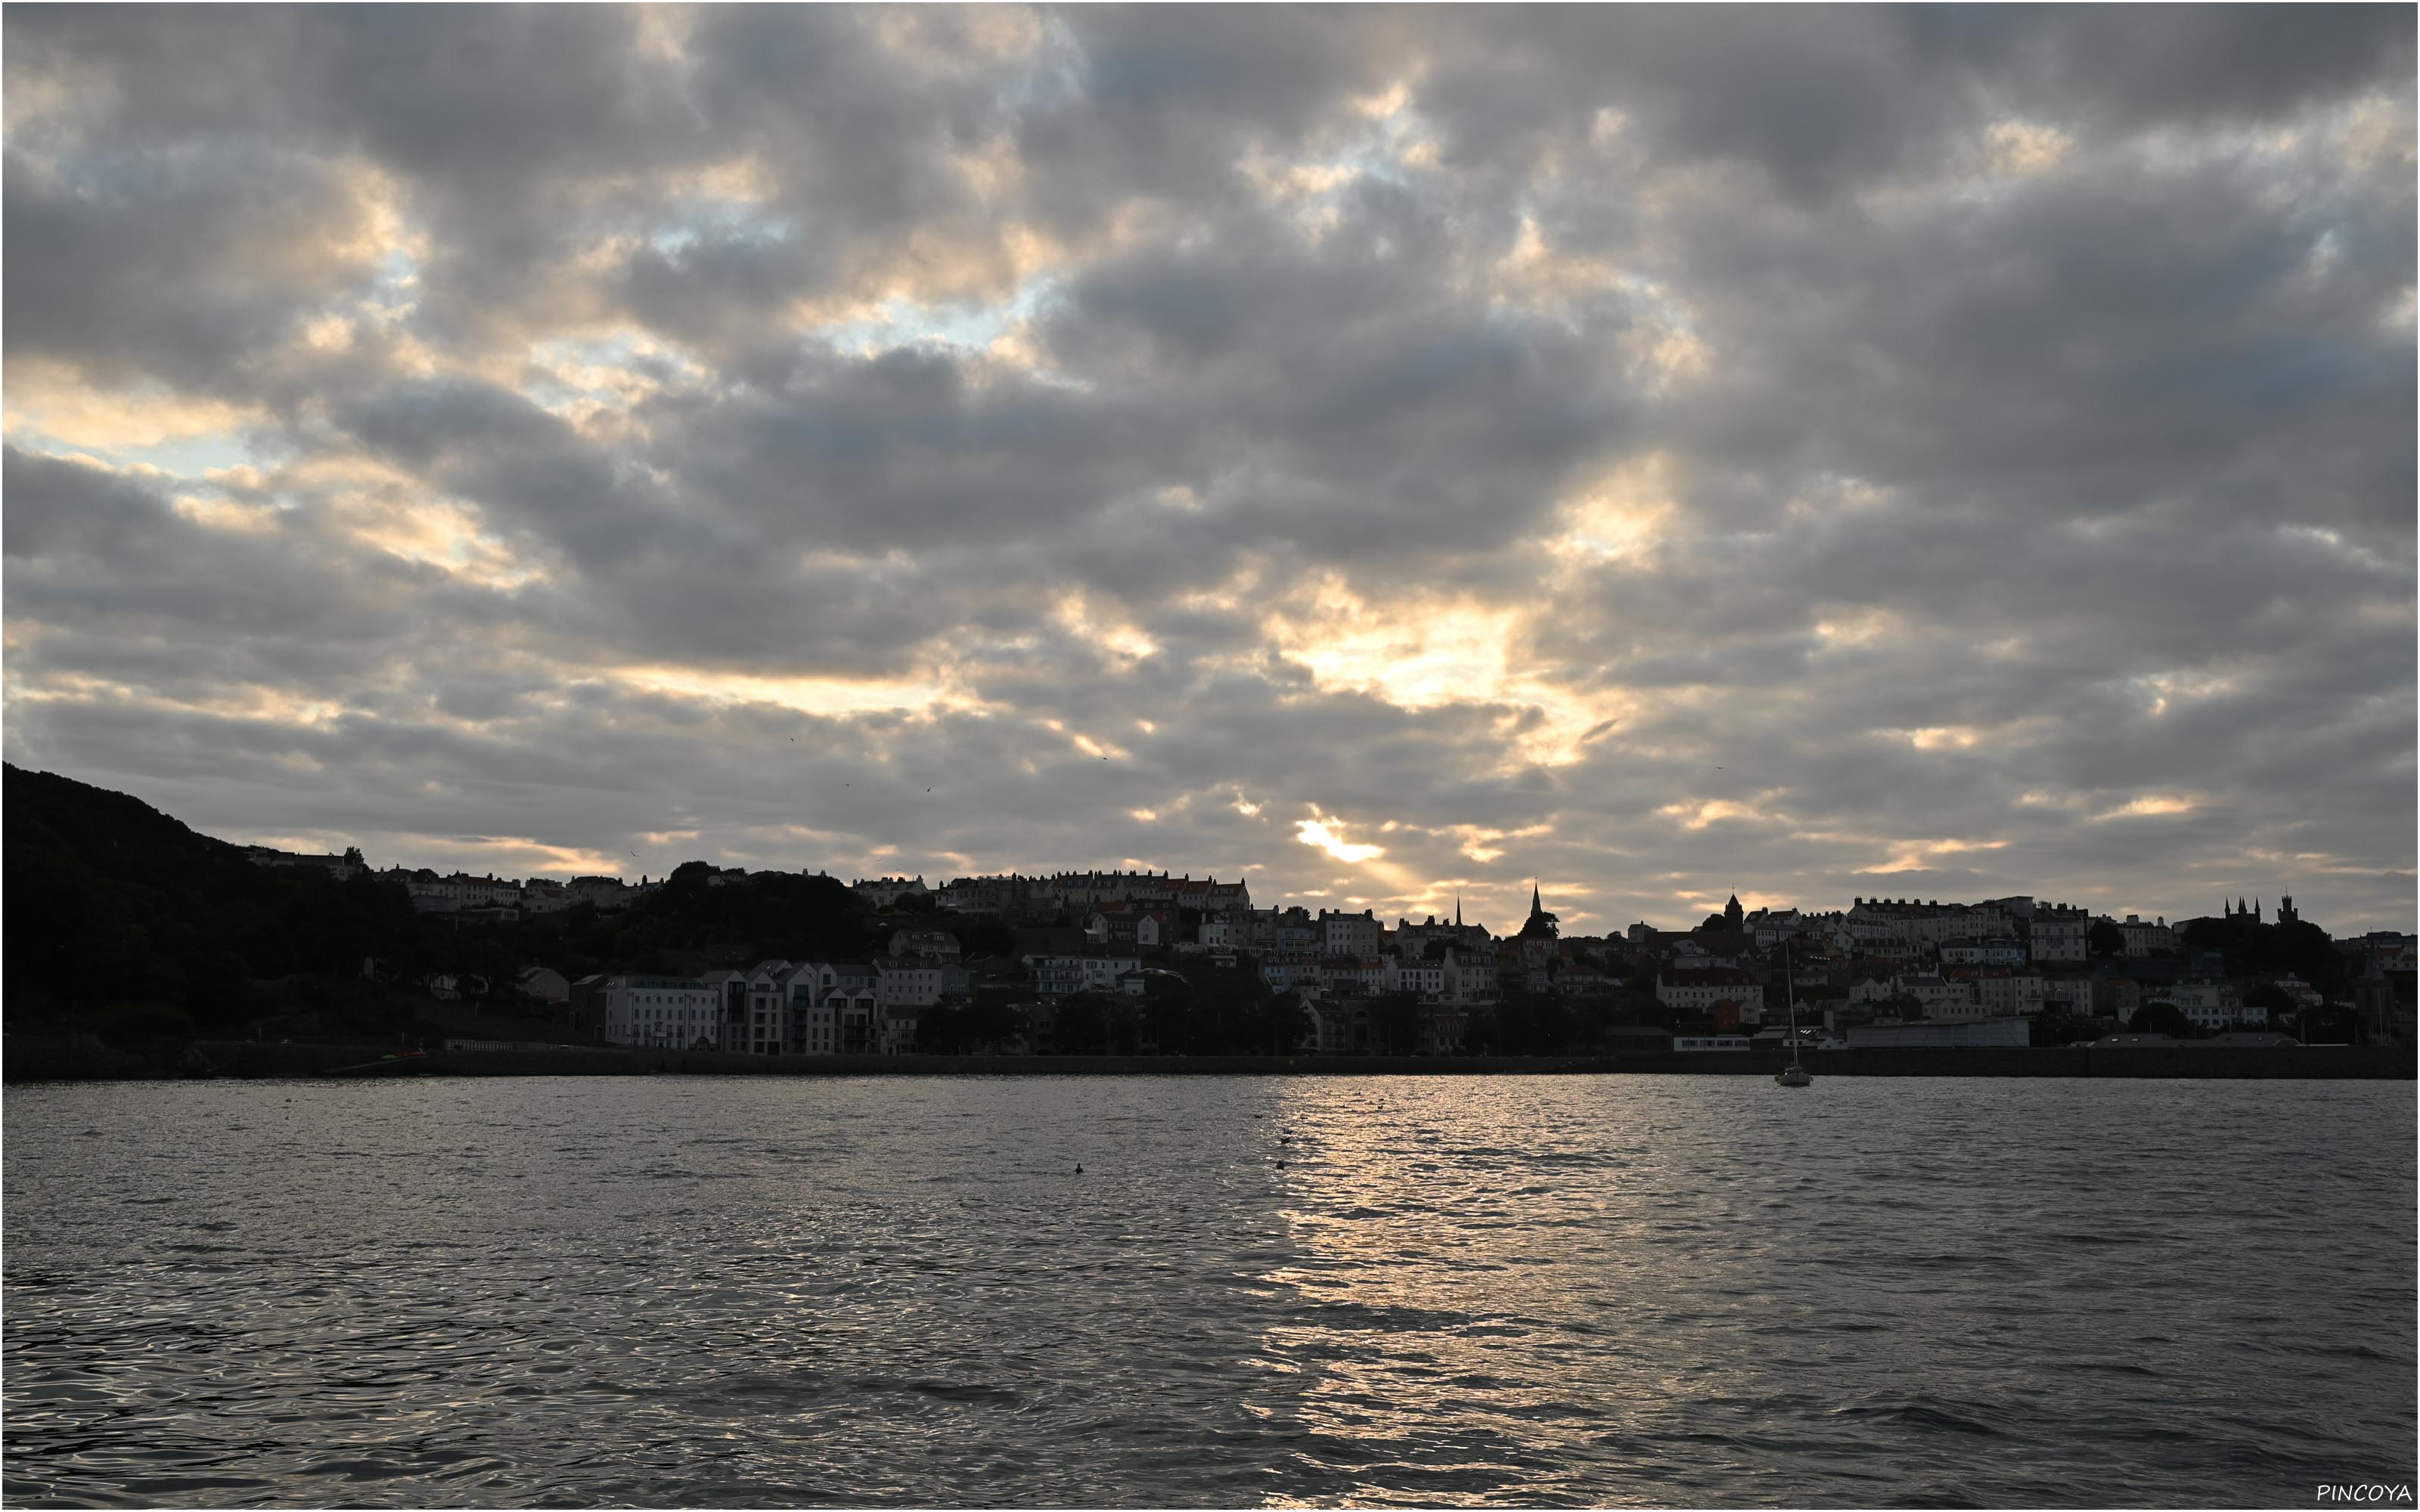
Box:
2093;795;2201;821
1296;814;1385;865
607;665;977;720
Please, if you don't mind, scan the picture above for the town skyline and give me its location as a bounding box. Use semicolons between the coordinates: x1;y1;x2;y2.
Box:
229;792;2369;941
6;8;2412;940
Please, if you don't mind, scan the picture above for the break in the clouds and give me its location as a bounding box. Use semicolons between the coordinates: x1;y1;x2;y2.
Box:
5;5;2413;933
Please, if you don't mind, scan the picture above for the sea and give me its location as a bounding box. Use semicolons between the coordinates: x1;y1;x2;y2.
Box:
4;1074;2412;1507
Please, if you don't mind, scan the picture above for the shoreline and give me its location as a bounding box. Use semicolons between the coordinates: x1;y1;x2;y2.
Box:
5;1036;2412;1082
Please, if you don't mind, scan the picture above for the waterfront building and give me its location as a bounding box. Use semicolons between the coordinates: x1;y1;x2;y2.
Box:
595;975;721;1049
740;960;799;1055
1848;1018;2030;1049
1672;1035;1751;1052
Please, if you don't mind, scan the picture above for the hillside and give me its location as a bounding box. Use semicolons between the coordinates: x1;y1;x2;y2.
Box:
3;764;427;1038
1;766;920;1044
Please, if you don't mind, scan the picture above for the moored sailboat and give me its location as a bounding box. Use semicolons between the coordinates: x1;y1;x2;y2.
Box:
1775;940;1813;1088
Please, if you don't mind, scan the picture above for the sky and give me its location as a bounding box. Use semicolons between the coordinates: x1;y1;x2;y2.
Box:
4;5;2414;937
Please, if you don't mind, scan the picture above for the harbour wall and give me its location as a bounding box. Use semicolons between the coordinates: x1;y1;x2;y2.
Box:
5;1036;2412;1081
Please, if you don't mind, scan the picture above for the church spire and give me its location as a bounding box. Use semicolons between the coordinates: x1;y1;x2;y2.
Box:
1531;881;1543;917
1456;894;1464;928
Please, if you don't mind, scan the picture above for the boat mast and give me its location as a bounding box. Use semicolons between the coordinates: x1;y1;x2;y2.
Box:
1784;939;1801;1067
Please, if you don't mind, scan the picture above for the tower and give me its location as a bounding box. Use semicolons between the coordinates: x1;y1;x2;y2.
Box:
1519;882;1559;940
1724;893;1744;928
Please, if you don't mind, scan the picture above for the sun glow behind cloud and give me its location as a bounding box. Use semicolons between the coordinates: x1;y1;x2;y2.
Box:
1261;575;1631;769
1297;814;1384;865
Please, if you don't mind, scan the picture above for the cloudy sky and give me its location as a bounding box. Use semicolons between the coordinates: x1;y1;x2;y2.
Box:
5;6;2413;936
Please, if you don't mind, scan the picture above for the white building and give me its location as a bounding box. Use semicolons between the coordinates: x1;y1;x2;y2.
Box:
597;976;722;1049
736;960;800;1055
2183;1002;2270;1032
1748;909;1809;947
878;1004;923;1055
1940;938;2028;967
1382;955;1446;999
2102;913;2174;957
876;958;954;1011
826;977;880;1054
1024;953;1141;997
1441;945;1499;1005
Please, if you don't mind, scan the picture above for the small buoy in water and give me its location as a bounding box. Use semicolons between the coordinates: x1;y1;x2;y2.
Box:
1075;1163;1084;1174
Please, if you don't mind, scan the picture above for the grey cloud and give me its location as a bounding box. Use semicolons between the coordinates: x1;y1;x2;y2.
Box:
2;145;380;386
2;447;173;559
649;346;1199;553
1910;6;2416;130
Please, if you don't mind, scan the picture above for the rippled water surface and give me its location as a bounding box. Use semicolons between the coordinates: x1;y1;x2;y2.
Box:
6;1075;2412;1507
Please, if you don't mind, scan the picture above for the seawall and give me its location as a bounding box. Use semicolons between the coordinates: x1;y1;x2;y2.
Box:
5;1036;2412;1082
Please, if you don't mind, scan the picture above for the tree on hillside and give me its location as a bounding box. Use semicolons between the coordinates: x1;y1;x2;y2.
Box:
2089;920;2126;957
2242;981;2297;1017
2129;1002;2192;1037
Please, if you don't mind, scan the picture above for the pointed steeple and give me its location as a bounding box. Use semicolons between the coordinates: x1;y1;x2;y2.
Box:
1531;881;1543;917
1456;894;1464;928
